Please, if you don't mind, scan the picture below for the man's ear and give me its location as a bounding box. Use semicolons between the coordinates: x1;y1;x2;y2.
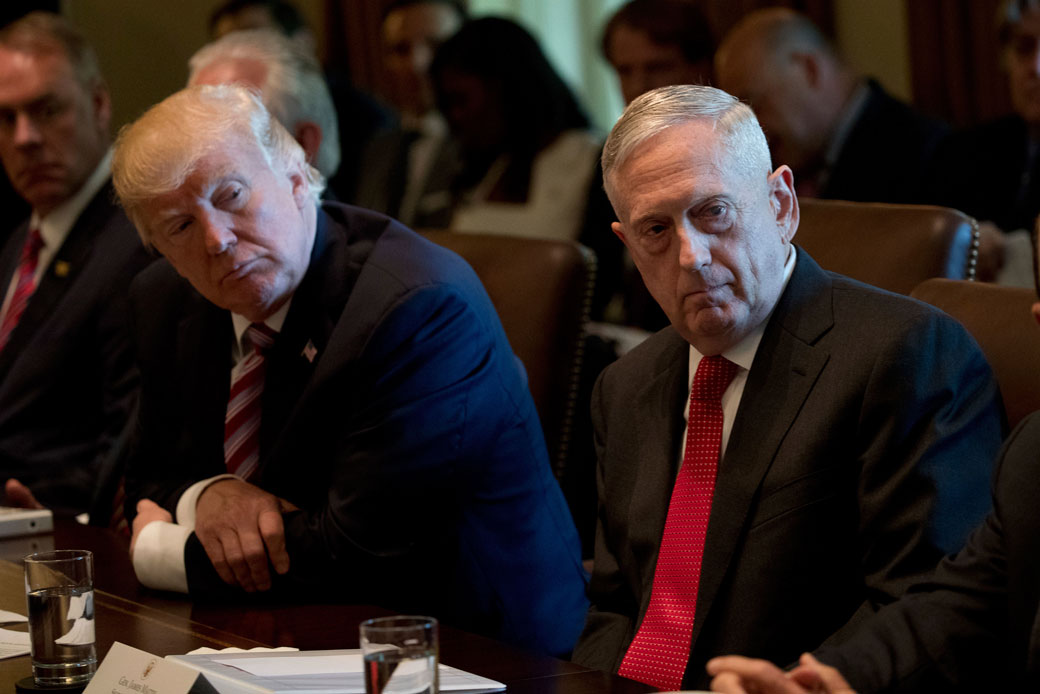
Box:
293;121;323;167
93;83;112;135
791;50;822;89
1032;301;1040;326
289;165;309;210
768;164;799;243
612;221;630;249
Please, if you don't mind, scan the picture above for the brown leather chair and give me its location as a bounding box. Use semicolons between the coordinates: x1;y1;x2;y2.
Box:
421;231;596;481
797;198;980;295
910;278;1040;429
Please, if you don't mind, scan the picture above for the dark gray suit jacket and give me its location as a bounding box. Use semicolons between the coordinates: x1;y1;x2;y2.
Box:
0;182;152;515
573;249;1004;689
817;411;1040;692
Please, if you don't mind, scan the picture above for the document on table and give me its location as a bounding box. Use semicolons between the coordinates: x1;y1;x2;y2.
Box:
168;648;506;693
0;626;31;660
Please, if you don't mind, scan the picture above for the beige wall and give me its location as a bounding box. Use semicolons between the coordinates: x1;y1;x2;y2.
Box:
834;0;912;102
61;0;324;131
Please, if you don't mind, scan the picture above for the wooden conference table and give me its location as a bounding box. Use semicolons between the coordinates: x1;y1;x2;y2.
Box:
0;520;652;693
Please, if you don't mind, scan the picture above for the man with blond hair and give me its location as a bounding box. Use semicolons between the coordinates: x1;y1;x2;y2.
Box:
0;12;150;516
117;84;587;656
572;84;1002;690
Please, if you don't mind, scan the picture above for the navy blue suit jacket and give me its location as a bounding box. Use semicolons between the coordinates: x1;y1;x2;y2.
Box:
573;249;1004;688
126;203;588;656
0;182;151;515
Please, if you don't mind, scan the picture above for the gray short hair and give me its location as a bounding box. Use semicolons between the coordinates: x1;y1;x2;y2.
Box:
189;29;341;179
602;85;772;207
0;11;104;91
112;84;324;245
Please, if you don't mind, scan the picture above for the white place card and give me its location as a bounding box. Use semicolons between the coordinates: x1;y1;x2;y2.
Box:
85;642;216;694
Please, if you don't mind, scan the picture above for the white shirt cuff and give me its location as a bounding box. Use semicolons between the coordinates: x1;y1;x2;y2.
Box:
176;474;238;528
131;520;191;593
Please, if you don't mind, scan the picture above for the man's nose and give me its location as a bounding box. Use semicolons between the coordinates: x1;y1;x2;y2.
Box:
677;221;710;271
12;112;42;148
199;212;236;255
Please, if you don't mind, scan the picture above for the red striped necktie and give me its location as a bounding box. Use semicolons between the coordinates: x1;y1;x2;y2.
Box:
0;229;44;352
618;354;739;690
224;323;277;480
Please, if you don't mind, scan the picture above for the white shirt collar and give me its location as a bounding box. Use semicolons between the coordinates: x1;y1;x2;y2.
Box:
687;244;798;380
29;148;112;255
231;298;292;360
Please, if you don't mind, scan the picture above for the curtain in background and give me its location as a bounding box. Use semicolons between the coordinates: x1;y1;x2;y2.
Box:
906;0;1012;127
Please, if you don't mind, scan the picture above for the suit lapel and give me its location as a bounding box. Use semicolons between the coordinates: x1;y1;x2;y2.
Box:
0;186;111;376
688;249;834;650
625;331;691;606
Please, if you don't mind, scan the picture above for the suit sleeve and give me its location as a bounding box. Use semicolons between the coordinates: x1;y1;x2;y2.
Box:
850;309;1003;609
814;415;1040;692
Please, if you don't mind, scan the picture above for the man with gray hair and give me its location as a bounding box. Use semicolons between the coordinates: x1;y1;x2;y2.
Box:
0;12;151;516
572;85;1003;690
188;28;339;187
117;84;587;656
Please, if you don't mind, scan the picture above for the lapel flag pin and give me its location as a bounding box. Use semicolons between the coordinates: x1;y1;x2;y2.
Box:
302;339;317;363
54;260;70;277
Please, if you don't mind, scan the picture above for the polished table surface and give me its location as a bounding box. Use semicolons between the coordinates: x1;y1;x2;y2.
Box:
0;520;653;693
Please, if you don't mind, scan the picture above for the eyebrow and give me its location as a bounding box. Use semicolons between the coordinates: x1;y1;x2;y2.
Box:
629;193;732;227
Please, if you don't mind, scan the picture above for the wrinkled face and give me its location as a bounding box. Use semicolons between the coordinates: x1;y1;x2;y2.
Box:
1005;9;1040;126
607;24;711;105
383;2;462;116
610;120;797;354
0;47;110;216
140;133;315;322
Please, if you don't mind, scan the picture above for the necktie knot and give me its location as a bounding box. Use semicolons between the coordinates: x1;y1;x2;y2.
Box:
690;355;739;402
23;229;44;260
244;322;276;355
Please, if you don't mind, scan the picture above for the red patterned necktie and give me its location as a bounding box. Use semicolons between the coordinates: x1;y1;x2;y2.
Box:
618;354;740;690
224;323;277;480
0;229;44;352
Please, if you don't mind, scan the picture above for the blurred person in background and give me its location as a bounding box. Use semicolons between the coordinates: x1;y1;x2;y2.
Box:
430;16;600;243
601;0;715;105
715;8;946;205
207;0;394;201
188;28;341;189
927;0;1040;286
0;12;151;516
354;0;465;227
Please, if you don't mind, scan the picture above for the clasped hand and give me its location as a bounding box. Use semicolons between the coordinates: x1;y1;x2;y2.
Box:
707;653;857;693
193;478;294;592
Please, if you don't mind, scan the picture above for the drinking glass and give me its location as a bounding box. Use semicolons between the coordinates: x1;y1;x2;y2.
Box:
24;550;97;686
360;616;438;694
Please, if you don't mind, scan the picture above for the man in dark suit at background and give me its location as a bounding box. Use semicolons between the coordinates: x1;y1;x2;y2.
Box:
0;12;150;516
714;8;946;204
116;85;587;657
571;85;1003;690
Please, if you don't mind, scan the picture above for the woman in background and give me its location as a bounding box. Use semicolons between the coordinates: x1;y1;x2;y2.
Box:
431;16;600;242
